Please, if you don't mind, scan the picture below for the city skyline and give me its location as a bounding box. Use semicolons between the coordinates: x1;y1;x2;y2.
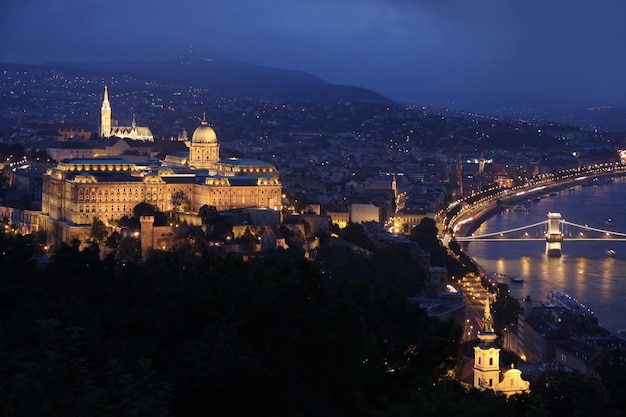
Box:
1;0;626;110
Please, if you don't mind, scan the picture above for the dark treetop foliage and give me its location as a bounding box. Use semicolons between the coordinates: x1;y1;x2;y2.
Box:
0;231;624;416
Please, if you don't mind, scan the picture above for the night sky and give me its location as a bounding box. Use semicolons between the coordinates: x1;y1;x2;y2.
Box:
1;0;625;108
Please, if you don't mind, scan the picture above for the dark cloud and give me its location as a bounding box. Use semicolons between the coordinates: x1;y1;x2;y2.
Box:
1;0;625;108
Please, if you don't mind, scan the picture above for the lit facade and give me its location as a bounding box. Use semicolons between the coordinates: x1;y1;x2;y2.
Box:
100;86;154;141
473;298;530;396
41;119;282;244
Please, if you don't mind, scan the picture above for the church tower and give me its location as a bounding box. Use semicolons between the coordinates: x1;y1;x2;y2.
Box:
473;296;530;395
473;296;501;390
478;152;485;174
100;86;112;137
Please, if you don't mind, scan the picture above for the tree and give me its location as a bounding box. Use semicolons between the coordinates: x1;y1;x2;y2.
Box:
89;217;108;243
409;217;440;252
410;217;449;266
133;202;156;218
286;191;313;214
185;227;207;253
198;204;218;224
210;217;233;242
171;191;191;213
240;226;258;251
114;237;141;266
338;221;375;251
105;230;122;248
492;290;523;335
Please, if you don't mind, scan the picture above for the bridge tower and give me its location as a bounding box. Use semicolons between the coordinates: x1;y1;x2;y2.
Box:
545;212;563;257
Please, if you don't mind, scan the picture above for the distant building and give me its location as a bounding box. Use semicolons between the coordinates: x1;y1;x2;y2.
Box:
260;224;288;251
350;203;381;224
47;141;106;161
100;86;154;141
515;304;616;370
326;205;349;228
393;209;433;234
55;123;92;141
105;137;154;157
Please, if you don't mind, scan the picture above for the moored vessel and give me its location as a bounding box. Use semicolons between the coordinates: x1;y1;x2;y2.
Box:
546;290;594;317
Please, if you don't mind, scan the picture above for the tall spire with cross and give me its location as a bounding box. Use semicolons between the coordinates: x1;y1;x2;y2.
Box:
100;85;112;137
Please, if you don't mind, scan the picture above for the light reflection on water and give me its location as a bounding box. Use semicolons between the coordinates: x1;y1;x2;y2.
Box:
466;177;626;333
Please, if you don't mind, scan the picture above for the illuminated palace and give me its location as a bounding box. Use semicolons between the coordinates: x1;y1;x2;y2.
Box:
100;86;154;141
41;118;282;243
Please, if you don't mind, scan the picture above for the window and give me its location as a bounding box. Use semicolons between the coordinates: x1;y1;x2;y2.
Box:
489;358;493;366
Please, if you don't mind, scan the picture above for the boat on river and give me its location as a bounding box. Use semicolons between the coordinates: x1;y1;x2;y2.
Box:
546;290;594;317
605;248;617;257
489;272;523;283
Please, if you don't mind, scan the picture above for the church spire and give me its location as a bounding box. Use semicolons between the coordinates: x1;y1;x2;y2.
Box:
477;294;497;345
478;152;485;174
100;85;112;137
482;295;494;333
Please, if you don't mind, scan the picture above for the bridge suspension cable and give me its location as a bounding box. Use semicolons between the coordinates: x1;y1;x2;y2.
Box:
560;220;626;237
461;220;548;239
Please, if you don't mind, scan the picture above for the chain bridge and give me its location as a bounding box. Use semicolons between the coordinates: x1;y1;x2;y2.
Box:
454;212;626;257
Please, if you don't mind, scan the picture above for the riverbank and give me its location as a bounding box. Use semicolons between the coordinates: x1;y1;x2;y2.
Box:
464;176;626;334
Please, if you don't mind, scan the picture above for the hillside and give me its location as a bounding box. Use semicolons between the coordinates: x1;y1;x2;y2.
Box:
47;59;394;104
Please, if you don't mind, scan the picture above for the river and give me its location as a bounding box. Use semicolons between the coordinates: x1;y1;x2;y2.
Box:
466;176;626;333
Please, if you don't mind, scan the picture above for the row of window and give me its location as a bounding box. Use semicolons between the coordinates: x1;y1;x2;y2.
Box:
210;189;279;195
78;205;129;213
78;187;143;195
210;197;275;206
78;195;141;202
77;187;193;195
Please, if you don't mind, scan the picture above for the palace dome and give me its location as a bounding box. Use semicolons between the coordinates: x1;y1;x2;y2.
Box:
192;121;217;144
